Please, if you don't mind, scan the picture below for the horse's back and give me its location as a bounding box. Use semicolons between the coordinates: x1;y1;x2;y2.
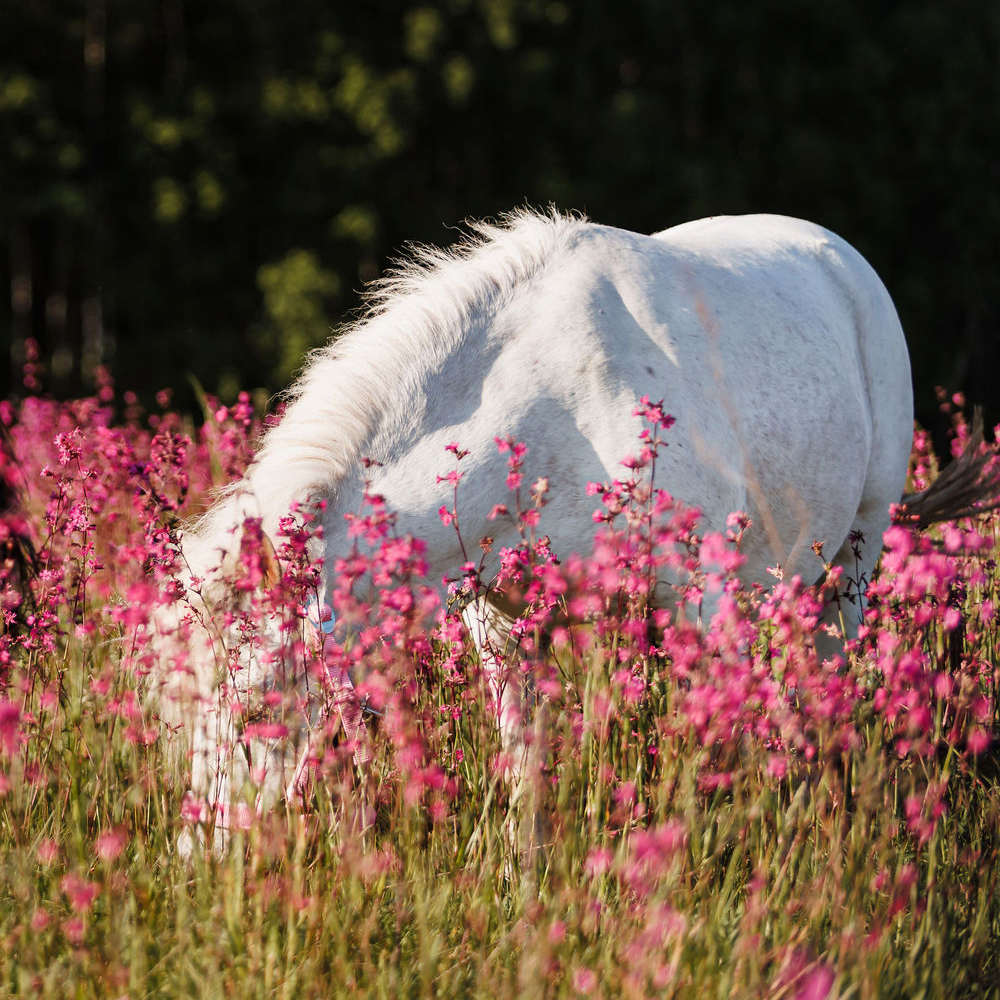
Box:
652;212;832;252
499;214;913;583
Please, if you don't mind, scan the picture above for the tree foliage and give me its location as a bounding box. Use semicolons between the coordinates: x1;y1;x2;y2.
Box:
2;0;998;426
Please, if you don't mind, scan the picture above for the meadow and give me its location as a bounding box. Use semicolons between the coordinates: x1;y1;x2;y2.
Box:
1;353;998;999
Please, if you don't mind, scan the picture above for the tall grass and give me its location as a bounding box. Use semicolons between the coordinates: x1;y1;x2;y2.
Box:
1;369;998;999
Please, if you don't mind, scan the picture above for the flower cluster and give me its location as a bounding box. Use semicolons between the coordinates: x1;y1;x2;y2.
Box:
1;364;998;994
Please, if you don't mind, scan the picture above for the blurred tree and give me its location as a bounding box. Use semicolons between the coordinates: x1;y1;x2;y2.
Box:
256;248;339;378
1;0;998;433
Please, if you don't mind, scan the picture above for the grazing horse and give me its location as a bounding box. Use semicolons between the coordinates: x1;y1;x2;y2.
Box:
155;209;981;848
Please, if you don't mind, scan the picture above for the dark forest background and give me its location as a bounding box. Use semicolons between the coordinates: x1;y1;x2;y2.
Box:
2;0;999;432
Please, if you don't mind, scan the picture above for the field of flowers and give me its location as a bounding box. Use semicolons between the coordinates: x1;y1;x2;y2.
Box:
1;349;999;999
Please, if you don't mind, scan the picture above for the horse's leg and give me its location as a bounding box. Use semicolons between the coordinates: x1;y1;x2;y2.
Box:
462;596;522;759
819;534;875;653
182;677;309;857
178;694;250;856
284;672;377;839
819;491;897;660
817;289;912;655
461;595;547;870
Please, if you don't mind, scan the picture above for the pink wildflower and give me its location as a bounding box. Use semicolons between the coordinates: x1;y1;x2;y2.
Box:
60;873;100;912
966;728;991;755
242;722;290;742
572;967;597;996
794;965;835;1000
584;846;614;878
36;839;59;865
63;917;86;944
95;827;128;862
0;699;22;755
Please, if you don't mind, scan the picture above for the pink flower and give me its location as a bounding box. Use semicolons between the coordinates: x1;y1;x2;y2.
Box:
60;873;100;913
181;795;208;824
36;839;59;865
572;967;597;996
767;756;788;780
584;847;614;878
63;917;86;944
794;965;834;1000
0;699;22;756
95;827;128;862
967;728;991;755
242;722;289;742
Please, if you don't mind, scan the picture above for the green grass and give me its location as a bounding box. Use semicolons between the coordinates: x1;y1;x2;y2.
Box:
1;615;998;999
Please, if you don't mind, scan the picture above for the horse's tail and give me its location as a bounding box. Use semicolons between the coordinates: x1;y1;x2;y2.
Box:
893;409;1000;529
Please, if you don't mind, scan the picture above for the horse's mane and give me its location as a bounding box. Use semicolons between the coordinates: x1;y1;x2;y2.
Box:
188;207;588;557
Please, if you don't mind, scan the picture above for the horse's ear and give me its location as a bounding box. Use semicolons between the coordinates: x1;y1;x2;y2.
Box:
260;532;281;590
238;520;281;591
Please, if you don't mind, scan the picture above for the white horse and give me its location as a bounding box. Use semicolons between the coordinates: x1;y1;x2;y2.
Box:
154;209;980;847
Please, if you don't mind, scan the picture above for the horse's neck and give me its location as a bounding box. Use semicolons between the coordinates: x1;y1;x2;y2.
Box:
216;214;569;578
